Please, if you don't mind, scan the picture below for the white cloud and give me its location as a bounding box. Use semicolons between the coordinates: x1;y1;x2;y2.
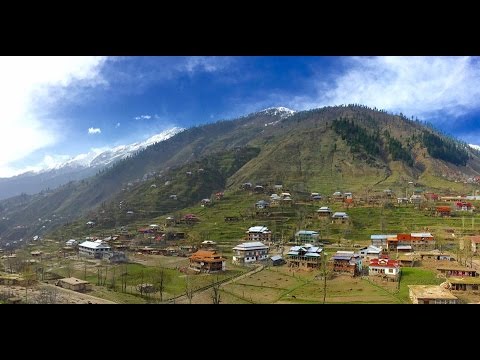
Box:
134;114;152;120
88;127;102;134
314;56;480;119
183;56;230;73
116;122;121;128
0;56;108;177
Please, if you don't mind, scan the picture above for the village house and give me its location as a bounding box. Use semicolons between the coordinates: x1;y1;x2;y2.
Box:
330;251;362;276
316;206;333;218
310;192;322;201
447;277;480;291
56;277;92;292
270;193;281;206
332;191;343;201
241;182;253;190
280;196;293;207
270;255;285;266
397;197;409;204
295;230;319;244
201;198;212;207
397;254;417;267
467;235;480;253
165;216;176;227
386;233;435;251
418;250;454;261
182;214;200;224
435;206;452;217
189;250;226;273
408;285;458;304
287;245;323;269
396;245;412;252
65;239;78;247
370;234;396;248
424;192;439;201
358;245;382;261
437;266;478;278
255;200;270;209
331;212;349;224
246;226;272;242
273;184;283;192
410;194;423;204
254;185;264;193
103;251;128;263
455;201;473;212
232;242;269;265
368;258;400;281
78;240;111;258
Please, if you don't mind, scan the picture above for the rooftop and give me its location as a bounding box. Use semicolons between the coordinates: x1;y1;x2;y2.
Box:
59;277;90;286
79;241;111;249
233;242;269;250
248;226;270;233
296;230;319;236
447;277;480;285
408;285;458;300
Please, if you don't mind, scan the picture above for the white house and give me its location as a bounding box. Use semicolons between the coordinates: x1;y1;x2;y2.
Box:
66;239;78;247
368;258;401;280
359;245;382;260
232;241;269;264
79;240;111;258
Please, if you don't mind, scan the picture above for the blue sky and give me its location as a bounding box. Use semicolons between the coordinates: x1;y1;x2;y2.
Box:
1;56;480;177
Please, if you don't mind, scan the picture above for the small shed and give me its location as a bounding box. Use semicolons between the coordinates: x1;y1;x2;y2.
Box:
270;255;285;266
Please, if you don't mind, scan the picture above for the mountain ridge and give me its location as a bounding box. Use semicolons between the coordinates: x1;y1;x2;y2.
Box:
1;105;479;245
0;127;184;200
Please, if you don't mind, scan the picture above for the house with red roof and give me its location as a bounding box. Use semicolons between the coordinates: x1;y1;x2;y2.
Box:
368;258;401;281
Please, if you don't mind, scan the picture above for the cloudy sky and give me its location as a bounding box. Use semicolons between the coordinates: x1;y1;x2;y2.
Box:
1;56;479;177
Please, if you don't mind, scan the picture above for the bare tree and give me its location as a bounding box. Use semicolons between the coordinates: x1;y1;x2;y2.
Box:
319;251;330;304
211;276;221;304
34;287;59;304
184;275;195;304
156;269;169;302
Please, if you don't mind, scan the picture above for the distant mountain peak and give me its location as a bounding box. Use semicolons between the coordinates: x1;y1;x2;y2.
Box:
40;127;184;172
258;107;296;119
469;144;480;151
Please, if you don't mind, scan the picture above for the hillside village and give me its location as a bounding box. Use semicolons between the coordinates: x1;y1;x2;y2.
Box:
3;181;480;304
2;105;480;304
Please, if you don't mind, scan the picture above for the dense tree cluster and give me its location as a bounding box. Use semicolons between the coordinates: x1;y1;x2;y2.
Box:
384;131;414;166
421;131;469;166
332;118;381;157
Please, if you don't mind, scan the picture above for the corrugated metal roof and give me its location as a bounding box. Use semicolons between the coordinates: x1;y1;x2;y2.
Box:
305;253;321;257
287;251;299;256
233;242;269;250
270;255;283;261
333;255;353;260
296;230;319;236
79;241;110;249
411;232;433;237
248;226;270;233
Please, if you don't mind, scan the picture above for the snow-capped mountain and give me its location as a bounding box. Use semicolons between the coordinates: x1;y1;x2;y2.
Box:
0;127;184;200
469;144;480;151
258;107;296;119
41;127;183;171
